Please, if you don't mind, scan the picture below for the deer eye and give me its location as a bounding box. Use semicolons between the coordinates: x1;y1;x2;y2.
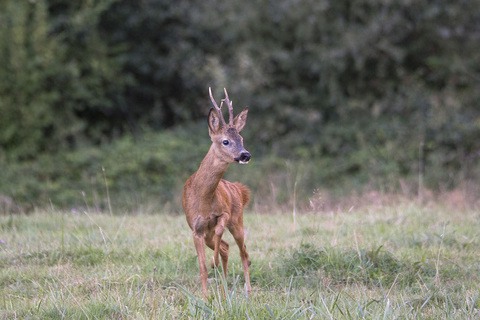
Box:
222;140;230;146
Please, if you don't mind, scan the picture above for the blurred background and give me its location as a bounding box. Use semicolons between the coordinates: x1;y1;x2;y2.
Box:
0;0;479;213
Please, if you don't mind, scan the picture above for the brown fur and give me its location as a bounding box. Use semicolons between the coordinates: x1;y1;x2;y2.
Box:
182;88;252;300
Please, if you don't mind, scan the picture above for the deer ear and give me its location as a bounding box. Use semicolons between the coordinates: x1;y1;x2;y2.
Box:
233;107;248;132
208;108;221;135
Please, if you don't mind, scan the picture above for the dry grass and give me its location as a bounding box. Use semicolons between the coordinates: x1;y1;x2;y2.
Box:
1;197;479;319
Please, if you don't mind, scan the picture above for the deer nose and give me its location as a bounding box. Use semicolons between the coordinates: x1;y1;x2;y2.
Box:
236;152;251;164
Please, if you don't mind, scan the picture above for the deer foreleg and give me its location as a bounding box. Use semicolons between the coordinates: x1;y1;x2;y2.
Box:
212;214;228;279
193;234;208;300
231;227;252;293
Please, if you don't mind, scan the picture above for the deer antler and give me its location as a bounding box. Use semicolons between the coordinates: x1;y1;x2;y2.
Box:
209;87;226;126
223;88;234;125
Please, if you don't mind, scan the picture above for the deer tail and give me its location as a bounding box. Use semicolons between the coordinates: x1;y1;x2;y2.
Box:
236;183;251;208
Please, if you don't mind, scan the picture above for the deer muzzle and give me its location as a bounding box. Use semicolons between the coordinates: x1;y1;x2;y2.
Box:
235;152;251;164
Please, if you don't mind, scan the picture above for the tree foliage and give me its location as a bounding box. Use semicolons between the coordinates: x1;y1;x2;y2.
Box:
1;0;479;209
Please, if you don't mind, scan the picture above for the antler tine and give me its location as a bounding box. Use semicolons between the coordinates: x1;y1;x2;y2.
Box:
223;88;234;125
209;87;226;126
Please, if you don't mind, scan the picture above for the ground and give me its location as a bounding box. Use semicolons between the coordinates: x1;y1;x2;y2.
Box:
1;201;479;319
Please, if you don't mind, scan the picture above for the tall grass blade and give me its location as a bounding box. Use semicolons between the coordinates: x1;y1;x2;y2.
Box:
177;284;213;317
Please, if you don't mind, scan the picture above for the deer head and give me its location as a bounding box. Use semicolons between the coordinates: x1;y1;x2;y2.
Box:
208;87;251;164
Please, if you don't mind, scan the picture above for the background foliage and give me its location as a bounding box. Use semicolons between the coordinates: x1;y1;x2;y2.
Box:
1;0;479;212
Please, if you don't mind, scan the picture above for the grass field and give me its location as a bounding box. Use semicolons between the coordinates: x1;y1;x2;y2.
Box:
1;201;479;319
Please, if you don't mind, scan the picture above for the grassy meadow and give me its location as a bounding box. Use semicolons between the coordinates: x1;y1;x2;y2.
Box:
1;201;479;319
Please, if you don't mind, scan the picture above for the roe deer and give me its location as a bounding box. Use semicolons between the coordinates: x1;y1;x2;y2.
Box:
182;87;252;299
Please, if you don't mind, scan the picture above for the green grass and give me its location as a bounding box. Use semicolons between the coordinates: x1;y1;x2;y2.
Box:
1;203;479;319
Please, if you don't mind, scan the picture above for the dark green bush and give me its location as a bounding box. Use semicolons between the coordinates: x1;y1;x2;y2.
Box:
0;125;210;212
0;0;479;210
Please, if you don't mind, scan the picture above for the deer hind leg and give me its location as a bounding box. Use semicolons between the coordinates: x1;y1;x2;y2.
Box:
206;236;230;281
192;234;208;300
209;240;229;271
210;214;229;279
230;225;252;293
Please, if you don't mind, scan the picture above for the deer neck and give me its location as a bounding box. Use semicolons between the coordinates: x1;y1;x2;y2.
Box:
192;144;229;199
